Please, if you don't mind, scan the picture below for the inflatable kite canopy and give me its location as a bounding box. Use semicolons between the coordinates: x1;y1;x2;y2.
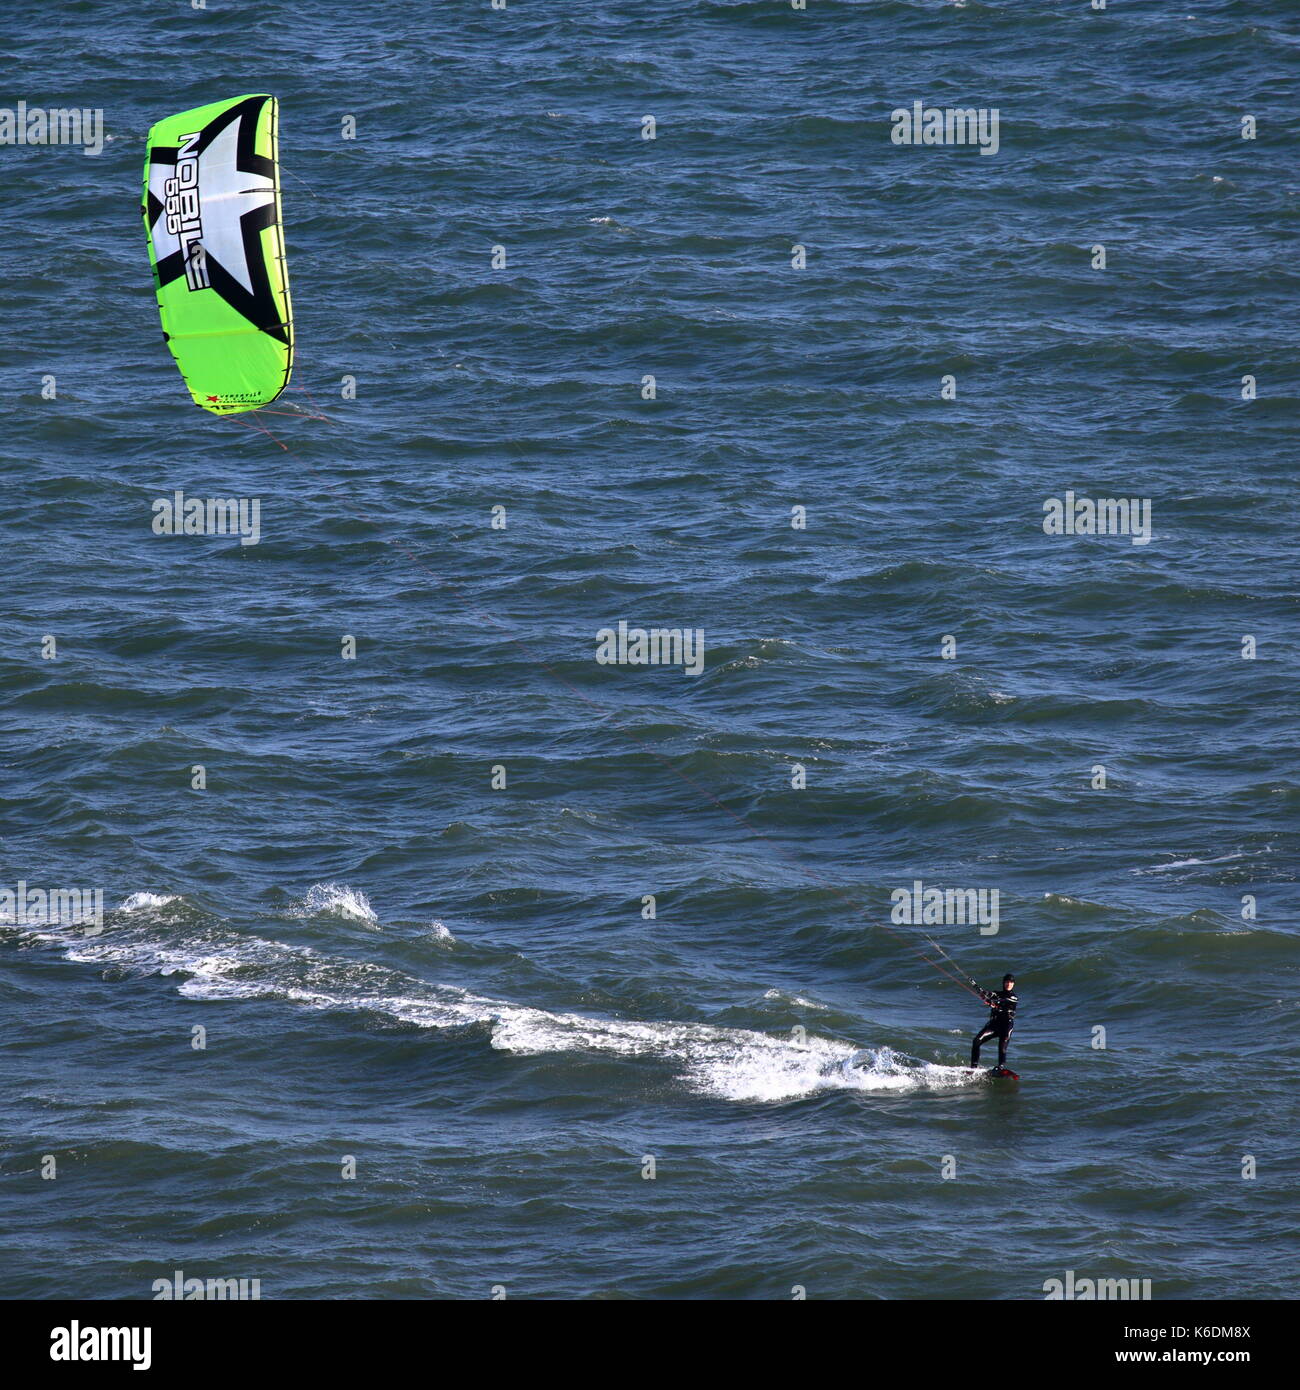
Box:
142;93;293;414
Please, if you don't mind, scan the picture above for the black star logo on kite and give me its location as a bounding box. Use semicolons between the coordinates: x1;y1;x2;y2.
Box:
144;95;288;344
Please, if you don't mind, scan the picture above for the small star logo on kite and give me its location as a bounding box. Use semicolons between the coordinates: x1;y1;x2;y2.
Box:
206;395;219;403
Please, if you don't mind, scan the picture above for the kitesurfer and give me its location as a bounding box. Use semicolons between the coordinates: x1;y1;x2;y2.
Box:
970;972;1017;1070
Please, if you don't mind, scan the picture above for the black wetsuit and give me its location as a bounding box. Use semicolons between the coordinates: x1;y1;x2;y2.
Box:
970;985;1017;1068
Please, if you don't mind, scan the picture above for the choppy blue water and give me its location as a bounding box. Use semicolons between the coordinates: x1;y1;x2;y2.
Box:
2;0;1297;1300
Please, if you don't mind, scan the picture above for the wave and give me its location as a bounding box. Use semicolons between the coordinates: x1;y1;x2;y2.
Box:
120;891;181;913
287;882;380;927
1133;851;1254;875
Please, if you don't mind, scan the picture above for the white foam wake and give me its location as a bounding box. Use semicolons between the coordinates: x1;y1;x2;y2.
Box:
14;901;982;1104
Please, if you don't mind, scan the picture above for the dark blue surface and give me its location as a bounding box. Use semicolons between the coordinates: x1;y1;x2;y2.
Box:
1;0;1297;1299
